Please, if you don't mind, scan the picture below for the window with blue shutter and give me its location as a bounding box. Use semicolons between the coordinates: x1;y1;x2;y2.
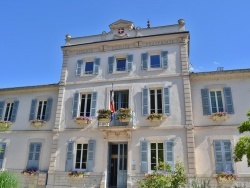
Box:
76;60;83;76
90;92;98;117
201;89;211;115
94;58;100;75
163;87;170;115
141;53;148;70
161;51;168;69
0;143;6;169
214;140;234;173
27;142;42;170
108;56;114;74
127;54;133;72
44;98;52;121
0;101;4;120
72;92;80;118
142;87;149;116
86;140;96;172
140;140;148;173
29;99;37;120
65;141;74;171
223;87;234;114
10;100;19;122
3;102;14;122
165;140;174;170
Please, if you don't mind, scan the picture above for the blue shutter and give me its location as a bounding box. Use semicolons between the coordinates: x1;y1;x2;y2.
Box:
0;143;6;168
76;60;83;76
140;140;148;173
214;140;224;173
90;92;98;117
94;58;100;75
27;143;41;170
65;141;74;172
127;54;133;72
201;89;211;115
223;87;234;114
161;51;168;69
163;87;170;115
165;140;174;170
72;92;80;119
108;56;114;74
29;99;37;120
87;140;96;172
44;98;53;121
223;141;234;172
141;53;148;70
142;87;149;116
0;101;5;120
10;100;19;122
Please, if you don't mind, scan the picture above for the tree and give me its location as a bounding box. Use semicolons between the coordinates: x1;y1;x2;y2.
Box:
0;171;20;188
234;110;250;166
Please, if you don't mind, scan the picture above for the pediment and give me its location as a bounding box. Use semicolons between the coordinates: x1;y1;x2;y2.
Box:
109;19;134;30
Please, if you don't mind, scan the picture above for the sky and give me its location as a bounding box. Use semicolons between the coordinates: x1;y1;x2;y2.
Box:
0;1;249;88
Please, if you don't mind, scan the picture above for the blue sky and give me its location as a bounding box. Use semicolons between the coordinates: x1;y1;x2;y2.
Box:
0;1;249;88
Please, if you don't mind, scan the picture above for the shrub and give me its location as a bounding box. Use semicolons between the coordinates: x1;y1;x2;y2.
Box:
0;171;20;188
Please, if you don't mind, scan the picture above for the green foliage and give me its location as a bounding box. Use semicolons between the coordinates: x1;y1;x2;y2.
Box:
138;161;187;188
0;171;20;188
190;177;211;188
234;109;250;166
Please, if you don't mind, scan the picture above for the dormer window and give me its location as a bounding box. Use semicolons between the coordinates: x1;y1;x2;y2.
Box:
150;54;161;69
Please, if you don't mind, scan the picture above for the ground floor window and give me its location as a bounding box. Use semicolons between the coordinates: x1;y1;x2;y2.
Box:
150;143;164;170
75;143;88;170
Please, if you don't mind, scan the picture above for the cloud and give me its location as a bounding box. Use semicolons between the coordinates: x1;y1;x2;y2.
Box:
213;61;220;65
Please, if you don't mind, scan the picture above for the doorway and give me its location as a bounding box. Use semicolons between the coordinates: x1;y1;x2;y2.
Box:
108;143;127;188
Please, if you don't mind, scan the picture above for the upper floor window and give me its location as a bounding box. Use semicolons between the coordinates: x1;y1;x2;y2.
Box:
142;87;170;116
76;58;100;76
72;91;98;118
201;87;234;115
29;98;53;121
210;91;224;113
0;100;19;123
114;90;129;110
108;55;133;74
150;89;162;114
141;51;168;71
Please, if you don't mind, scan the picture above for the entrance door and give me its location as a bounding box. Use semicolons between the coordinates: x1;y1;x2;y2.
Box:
108;143;128;188
117;143;127;188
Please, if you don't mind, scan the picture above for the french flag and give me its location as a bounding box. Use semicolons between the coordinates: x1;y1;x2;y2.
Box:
110;88;115;113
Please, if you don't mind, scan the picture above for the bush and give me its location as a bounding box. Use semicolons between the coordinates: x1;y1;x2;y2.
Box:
0;171;20;188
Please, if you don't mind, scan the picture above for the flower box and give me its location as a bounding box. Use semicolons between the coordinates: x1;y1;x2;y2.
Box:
21;170;37;176
74;116;92;125
150;117;163;122
30;120;46;128
68;171;84;178
147;113;163;122
119;117;131;122
210;112;229;122
216;172;237;185
98;118;110;123
116;108;132;123
0;121;12;132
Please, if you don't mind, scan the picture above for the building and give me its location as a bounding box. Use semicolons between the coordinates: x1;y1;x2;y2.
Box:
0;19;249;188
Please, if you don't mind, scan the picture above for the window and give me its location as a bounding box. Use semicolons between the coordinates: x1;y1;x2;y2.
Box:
0;100;19;123
201;87;234;115
29;98;52;121
0;143;6;169
210;91;224;113
108;55;133;74
150;89;162;114
65;140;96;172
150;54;161;68
4;102;14;121
75;143;88;170
84;61;94;74
141;51;168;71
72;92;97;118
214;140;234;173
116;58;126;71
150;143;164;170
114;90;129;110
37;101;47;120
142;87;170;116
76;58;100;76
27;142;42;170
140;140;174;173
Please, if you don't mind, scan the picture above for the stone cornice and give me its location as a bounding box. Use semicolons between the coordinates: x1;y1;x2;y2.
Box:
62;32;189;56
190;69;250;82
0;83;59;94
